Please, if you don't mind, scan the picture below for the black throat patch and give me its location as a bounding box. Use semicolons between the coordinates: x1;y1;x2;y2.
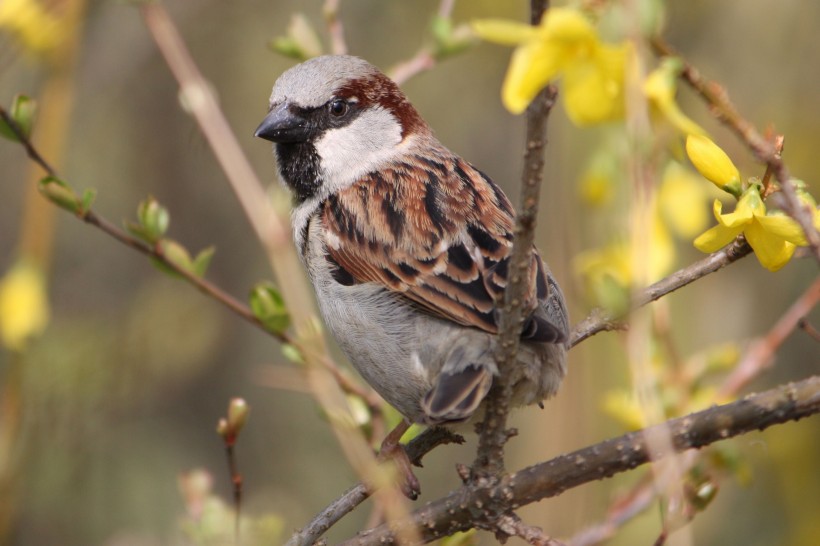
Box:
275;142;323;203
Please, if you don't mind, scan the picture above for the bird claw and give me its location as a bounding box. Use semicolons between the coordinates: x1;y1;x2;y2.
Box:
378;420;421;500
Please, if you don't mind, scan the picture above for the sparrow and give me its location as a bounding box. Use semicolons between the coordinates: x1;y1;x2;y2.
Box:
255;55;569;431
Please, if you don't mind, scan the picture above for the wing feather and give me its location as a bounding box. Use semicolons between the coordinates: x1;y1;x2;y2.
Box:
321;151;561;340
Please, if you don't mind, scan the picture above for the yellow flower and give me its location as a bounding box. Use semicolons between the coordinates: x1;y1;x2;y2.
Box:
0;259;50;351
658;162;711;238
0;0;65;57
694;187;809;271
575;213;675;310
473;8;629;124
686;134;742;196
643;59;706;137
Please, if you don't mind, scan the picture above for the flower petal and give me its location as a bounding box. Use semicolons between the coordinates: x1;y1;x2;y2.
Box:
715;195;754;228
541;7;597;42
694;223;744;253
502;40;562;114
0;259;50;351
644;63;706;136
756;212;810;246
659;162;711;238
686;135;742;193
745;220;795;272
471;19;538;45
563;43;628;125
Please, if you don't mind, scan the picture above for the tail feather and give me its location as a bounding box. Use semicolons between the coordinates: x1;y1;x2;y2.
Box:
421;364;492;424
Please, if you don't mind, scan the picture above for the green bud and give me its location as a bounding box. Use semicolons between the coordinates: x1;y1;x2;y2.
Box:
38;176;80;213
191;247;215;278
137;196;170;242
0;95;37;142
268;13;322;60
281;343;304;364
430;16;476;60
152;239;194;278
227;397;250;434
79;188;97;216
216;417;230;439
249;282;291;334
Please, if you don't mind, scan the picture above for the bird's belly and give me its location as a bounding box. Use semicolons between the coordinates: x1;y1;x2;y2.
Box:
311;267;438;420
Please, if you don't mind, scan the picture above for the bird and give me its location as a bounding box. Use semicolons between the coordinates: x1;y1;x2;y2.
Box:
255;55;569;495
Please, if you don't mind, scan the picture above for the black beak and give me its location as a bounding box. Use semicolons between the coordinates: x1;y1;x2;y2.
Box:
254;103;310;143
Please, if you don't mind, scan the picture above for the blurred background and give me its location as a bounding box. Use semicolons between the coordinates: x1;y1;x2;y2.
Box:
0;0;818;544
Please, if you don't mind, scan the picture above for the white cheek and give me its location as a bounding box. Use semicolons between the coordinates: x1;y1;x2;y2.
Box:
314;107;404;192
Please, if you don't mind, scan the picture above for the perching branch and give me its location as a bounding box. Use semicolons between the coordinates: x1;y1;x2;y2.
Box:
284;428;464;546
473;0;555;483
340;376;820;544
651;37;820;265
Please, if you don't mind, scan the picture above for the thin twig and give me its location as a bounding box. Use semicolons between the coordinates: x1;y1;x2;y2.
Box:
339;376;820;544
720;276;820;397
139;6;420;537
0;108;57;177
387;0;457;85
650;36;820;265
571;238;753;346
799;318;820;342
497;514;566;546
0;105;285;341
567;477;655;546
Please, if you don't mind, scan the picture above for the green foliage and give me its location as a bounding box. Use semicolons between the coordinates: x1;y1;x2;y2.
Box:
151;240;215;279
0;94;36;141
430;15;476;60
249;282;291;334
268;13;323;60
126;196;170;244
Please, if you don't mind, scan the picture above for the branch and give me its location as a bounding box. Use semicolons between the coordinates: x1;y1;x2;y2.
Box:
720;276;820;397
340;376;820;544
387;0;457;85
651;37;820;265
473;0;555;482
0;106;282;343
570;238;753;346
285;427;464;546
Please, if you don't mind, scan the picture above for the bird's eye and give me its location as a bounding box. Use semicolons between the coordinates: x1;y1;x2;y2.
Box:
328;99;348;117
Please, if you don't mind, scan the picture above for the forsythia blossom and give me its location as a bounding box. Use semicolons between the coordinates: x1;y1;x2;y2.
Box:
685;134;742;196
473;8;630;124
687;136;819;271
0;259;50;351
644;60;706;137
694;188;811;272
0;0;64;57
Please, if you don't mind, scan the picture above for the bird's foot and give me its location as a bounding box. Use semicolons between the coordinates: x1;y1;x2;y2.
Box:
378;420;421;500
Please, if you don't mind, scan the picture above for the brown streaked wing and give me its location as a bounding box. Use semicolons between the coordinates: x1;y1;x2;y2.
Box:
321;154;543;334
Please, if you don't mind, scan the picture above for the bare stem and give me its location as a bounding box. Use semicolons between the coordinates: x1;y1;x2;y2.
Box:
388;0;458;85
720;276;820;397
